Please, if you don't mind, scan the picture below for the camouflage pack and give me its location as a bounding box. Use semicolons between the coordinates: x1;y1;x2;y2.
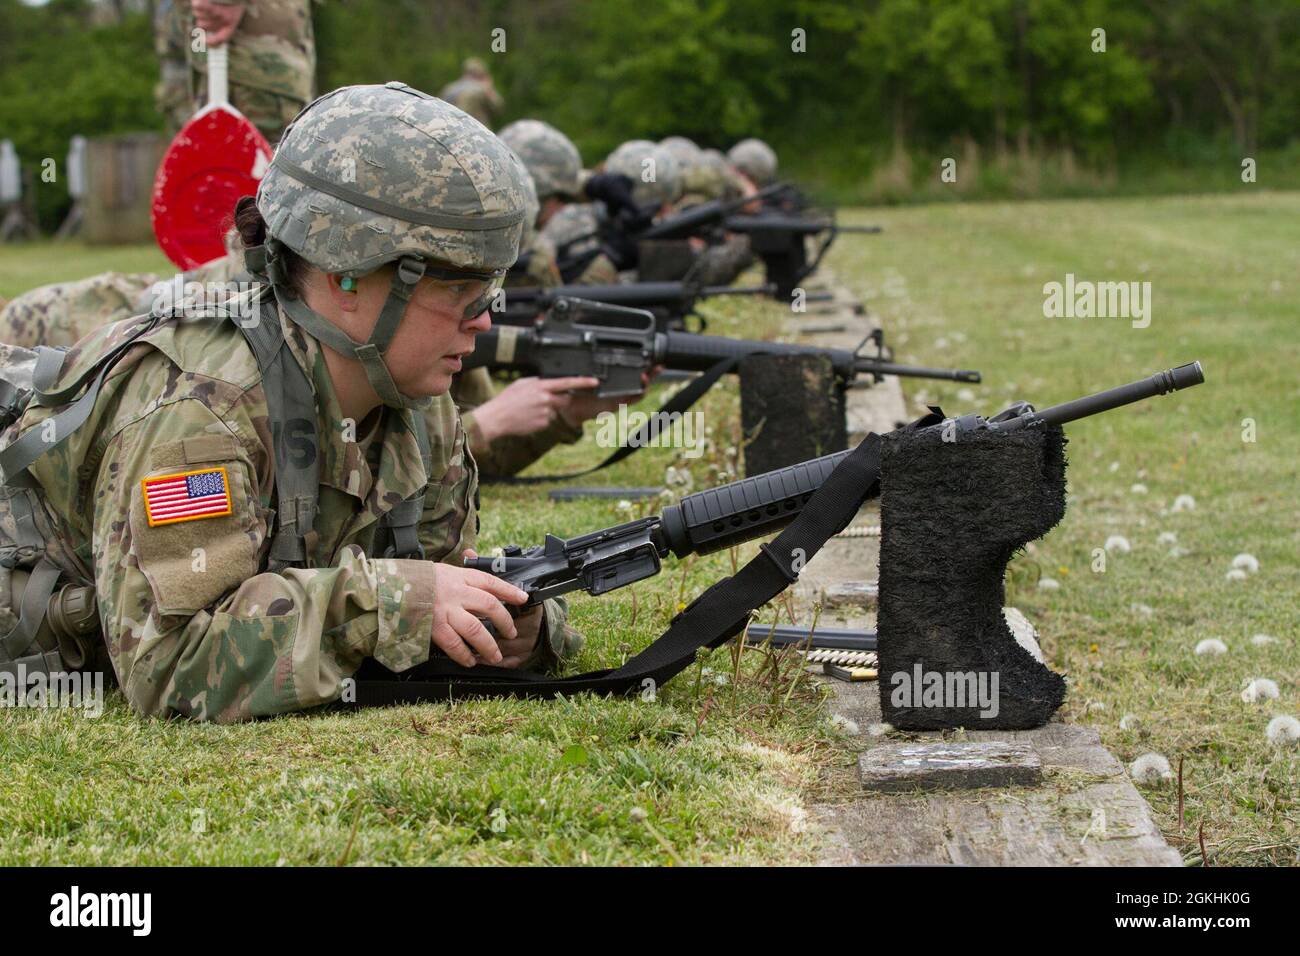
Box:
0;341;123;679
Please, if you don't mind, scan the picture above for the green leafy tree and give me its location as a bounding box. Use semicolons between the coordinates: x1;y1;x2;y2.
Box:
0;0;159;231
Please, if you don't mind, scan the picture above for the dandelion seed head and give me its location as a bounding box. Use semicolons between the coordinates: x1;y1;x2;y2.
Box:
1130;753;1173;786
1265;715;1300;747
1241;678;1280;704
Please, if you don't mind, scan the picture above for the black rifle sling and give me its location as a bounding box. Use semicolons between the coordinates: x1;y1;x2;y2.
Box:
482;356;738;485
351;430;882;705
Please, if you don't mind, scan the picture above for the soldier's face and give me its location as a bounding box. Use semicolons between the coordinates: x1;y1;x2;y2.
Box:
383;276;493;397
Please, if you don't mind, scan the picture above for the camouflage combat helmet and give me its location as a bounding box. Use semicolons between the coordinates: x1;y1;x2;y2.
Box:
680;165;725;203
659;135;702;169
498;119;583;203
604;140;682;208
255;82;531;408
519;167;540;246
727;138;778;186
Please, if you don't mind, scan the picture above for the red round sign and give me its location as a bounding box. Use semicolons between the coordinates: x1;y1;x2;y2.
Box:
151;106;272;270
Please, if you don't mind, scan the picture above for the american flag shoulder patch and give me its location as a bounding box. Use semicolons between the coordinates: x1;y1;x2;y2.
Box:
141;467;233;527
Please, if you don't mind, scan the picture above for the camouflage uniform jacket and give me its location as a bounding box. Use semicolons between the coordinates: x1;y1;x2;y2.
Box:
0;246;251;352
0;271;161;349
9;299;571;721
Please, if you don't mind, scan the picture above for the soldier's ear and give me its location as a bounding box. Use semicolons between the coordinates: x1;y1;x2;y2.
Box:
327;273;361;312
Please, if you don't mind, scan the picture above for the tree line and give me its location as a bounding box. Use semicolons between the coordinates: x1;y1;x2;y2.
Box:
1;0;1296;230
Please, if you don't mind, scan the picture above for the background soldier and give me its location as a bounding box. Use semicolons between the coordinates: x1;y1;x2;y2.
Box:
155;0;316;143
540;139;682;285
454;118;645;478
438;56;505;129
727;137;778;189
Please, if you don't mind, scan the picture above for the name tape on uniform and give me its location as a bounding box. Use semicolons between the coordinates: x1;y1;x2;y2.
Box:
142;468;233;526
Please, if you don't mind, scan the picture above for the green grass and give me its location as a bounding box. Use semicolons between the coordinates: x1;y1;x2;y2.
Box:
0;190;1296;865
0;241;172;300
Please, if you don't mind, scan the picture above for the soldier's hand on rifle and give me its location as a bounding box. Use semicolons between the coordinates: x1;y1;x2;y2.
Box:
462;550;543;668
559;367;662;428
427;561;530;667
474;376;601;442
192;0;246;47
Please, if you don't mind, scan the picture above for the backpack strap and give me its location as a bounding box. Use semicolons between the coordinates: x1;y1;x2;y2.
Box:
0;480;64;672
228;289;321;571
0;316;164;484
376;411;432;560
0;558;62;675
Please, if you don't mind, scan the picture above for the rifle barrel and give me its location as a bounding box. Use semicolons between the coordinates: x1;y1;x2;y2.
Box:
1012;362;1204;430
660;331;855;378
656;364;1202;557
857;360;982;383
660;332;981;384
699;284;778;297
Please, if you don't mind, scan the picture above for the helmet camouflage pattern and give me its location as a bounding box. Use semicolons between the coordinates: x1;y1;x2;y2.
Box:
519;167;540;245
498;119;583;202
727;138;778;186
256;82;531;279
658;135;701;169
678;147;745;202
604;140;682;208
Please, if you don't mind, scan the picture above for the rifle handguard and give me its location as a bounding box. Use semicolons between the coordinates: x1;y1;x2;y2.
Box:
658;449;854;557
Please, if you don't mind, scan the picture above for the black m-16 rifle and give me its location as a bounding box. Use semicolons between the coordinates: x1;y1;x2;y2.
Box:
551;183;785;282
633;182;787;242
489;280;796;333
722;212;880;299
466;363;1205;611
351;364;1204;704
468;297;980;398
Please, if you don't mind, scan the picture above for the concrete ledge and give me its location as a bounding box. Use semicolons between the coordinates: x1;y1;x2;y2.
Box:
859;741;1043;792
822;581;879;609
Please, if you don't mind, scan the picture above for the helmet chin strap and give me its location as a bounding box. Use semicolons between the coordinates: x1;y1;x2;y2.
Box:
270;248;433;411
